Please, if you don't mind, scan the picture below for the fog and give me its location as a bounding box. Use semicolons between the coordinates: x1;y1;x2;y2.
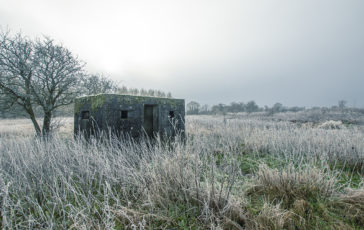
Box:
1;0;363;107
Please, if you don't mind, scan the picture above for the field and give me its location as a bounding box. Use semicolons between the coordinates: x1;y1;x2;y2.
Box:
0;111;364;229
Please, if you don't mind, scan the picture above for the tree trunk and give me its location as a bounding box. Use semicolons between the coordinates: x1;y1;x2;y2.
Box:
28;108;41;136
42;111;52;136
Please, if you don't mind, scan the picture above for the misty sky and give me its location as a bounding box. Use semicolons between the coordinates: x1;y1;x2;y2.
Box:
1;0;364;107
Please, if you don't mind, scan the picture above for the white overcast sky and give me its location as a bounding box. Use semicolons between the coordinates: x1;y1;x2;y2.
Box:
1;0;364;107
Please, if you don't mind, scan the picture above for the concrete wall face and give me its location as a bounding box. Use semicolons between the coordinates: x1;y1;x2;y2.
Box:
74;94;185;139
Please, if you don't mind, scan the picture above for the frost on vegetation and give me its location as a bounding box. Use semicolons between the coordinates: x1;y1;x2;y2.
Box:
0;134;246;229
0;115;363;229
334;187;364;225
247;202;293;230
247;163;338;202
317;120;344;129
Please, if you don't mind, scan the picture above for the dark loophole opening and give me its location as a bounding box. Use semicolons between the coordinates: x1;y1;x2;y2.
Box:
121;110;128;119
169;111;175;118
81;111;90;119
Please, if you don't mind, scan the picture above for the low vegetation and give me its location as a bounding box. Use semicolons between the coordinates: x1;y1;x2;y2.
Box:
0;114;363;229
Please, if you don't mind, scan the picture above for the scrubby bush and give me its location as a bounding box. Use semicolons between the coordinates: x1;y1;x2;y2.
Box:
318;120;344;129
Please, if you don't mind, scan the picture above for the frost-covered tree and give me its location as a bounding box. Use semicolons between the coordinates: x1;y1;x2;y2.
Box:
187;101;200;115
245;100;259;113
0;30;85;136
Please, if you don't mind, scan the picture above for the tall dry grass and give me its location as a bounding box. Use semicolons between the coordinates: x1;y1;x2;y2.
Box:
0;115;363;229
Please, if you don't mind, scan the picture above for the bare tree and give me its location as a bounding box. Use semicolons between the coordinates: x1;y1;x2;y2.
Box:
32;37;85;135
211;103;227;115
187;101;200;115
0;31;42;134
245;100;259;113
0;30;85;136
200;104;209;114
271;102;284;113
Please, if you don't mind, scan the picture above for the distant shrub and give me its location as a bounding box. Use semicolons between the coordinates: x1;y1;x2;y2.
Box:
318;120;344;129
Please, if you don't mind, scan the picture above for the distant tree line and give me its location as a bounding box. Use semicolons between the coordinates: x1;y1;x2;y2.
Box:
186;100;360;115
117;86;172;98
80;73;173;98
187;100;275;115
